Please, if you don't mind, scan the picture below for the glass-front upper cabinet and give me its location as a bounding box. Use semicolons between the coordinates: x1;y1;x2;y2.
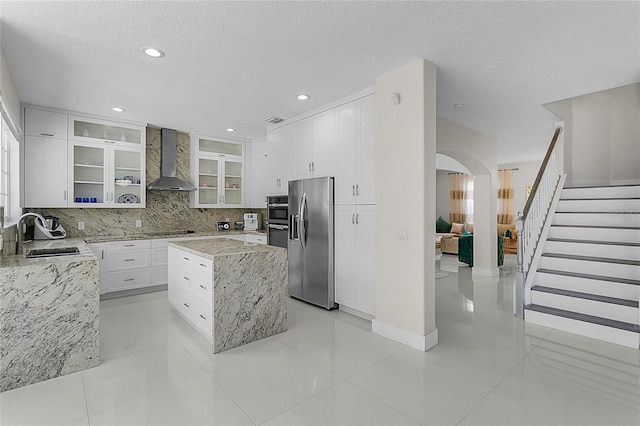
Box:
69;142;145;208
69;115;145;145
190;135;245;208
69;143;108;207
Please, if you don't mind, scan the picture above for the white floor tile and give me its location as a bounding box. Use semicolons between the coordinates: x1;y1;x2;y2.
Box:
99;316;176;360
82;339;206;414
89;387;199;426
263;381;418;425
0;372;87;426
288;320;404;378
174;374;253;425
211;345;340;424
349;348;493;425
63;417;90;426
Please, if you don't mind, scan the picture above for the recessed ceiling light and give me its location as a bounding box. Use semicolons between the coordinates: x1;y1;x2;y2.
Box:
143;47;165;58
297;94;310;101
112;107;125;112
226;128;235;132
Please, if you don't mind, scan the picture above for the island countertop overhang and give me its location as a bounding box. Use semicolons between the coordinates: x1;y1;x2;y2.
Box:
168;237;286;259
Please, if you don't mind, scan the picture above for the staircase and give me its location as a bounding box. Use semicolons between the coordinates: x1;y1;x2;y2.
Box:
524;184;640;348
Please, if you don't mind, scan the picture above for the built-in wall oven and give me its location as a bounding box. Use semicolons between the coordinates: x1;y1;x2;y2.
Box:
267;195;288;249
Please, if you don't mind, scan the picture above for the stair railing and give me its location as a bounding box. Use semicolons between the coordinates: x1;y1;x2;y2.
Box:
515;126;564;319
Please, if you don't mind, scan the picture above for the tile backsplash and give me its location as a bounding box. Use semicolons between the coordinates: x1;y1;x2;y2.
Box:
24;128;266;239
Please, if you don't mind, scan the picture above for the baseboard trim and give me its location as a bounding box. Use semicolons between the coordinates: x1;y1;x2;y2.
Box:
338;304;374;321
472;267;499;277
372;320;438;351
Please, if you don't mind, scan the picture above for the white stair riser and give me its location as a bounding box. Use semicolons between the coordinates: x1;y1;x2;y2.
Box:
562;186;640;200
557;199;640;213
553;213;640;228
538;257;639;281
530;291;638;324
548;227;640;244
543;241;640;262
525;310;640;349
534;272;640;301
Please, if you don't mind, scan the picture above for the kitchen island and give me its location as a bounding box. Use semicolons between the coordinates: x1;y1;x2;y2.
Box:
0;239;99;392
168;238;287;353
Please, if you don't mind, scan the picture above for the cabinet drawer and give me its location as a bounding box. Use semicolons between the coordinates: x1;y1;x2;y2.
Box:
25;109;68;139
178;289;196;319
151;267;168;286
106;250;149;270
179;251;212;272
107;240;150;251
178;267;212;299
151;247;168;266
105;269;150;292
193;296;213;335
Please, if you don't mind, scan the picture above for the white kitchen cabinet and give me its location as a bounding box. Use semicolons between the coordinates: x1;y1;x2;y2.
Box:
190;136;245;208
25;109;67;139
335;204;376;316
101;240;151;294
268;125;295;194
168;245;214;338
69;115;145;146
23;136;68;207
335;95;375;205
293;109;336;180
68;141;145;208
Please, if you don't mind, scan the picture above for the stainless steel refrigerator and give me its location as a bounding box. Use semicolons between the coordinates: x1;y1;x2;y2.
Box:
288;177;336;310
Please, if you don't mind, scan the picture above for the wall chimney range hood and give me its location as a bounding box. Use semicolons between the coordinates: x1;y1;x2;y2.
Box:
147;128;196;191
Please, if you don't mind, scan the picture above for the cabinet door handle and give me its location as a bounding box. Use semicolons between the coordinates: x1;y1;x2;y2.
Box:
308;162;311;172
199;314;206;320
183;257;190;261
199;263;206;267
352;185;355;196
63;190;67;201
352;214;355;224
356;185;359;196
312;162;315;172
356;214;359;225
124;258;135;262
101;250;104;260
40;133;54;137
199;284;207;290
105;140;115;144
183;303;190;308
124;244;135;247
183;276;190;280
124;278;134;282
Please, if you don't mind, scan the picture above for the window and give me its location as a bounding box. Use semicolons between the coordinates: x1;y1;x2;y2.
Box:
1;115;20;223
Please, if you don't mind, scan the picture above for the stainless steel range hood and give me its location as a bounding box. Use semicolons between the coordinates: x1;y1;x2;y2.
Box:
147;128;196;191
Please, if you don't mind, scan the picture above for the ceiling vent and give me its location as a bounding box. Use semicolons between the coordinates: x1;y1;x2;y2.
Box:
265;116;284;124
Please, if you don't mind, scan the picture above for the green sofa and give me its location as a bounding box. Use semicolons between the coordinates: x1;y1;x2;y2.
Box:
458;235;504;267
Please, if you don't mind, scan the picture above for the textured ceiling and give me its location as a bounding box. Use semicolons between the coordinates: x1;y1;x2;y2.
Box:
1;1;638;164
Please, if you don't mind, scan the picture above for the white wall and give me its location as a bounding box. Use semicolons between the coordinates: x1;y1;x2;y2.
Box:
545;83;640;186
436;117;498;276
373;59;437;351
0;48;21;127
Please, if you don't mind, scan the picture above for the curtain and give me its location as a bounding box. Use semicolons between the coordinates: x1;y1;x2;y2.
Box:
449;173;473;224
497;169;513;224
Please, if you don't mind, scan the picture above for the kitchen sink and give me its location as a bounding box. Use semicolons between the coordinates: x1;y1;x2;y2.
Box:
25;247;80;258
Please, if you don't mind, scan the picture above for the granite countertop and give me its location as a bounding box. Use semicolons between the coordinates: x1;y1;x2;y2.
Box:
84;229;266;244
0;238;96;268
169;238;285;260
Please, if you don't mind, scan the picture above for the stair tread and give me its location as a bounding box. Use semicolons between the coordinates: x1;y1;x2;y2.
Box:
542;253;640;266
564;184;640;189
537;268;640;286
531;285;638;307
525;304;640;333
546;238;640;247
560;197;640;201
551;224;640;230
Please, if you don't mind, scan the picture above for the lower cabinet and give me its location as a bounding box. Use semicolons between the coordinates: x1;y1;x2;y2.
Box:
168;246;213;338
335;204;376;316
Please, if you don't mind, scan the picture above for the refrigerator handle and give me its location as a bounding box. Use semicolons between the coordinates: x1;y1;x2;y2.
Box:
289;214;298;240
299;192;307;250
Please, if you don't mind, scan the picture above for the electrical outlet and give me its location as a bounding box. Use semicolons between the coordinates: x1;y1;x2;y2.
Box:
225;217;230;222
397;227;408;241
135;219;142;228
78;221;85;230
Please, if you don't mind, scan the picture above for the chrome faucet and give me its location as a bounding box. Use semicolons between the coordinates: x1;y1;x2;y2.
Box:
15;212;46;255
